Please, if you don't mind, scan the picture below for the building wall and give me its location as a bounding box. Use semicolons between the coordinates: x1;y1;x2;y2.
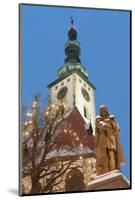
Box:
74;73;96;135
49;73;75;111
40;157;96;193
49;72;96;135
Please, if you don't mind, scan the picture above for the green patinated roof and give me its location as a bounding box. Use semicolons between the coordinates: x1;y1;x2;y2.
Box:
58;63;88;78
47;68;96;90
64;40;80;49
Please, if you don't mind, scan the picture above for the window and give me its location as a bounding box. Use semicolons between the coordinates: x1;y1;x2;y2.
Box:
67;78;70;82
84;83;86;87
84;106;87;118
55;86;58;90
73;94;75;106
79;79;82;83
88;87;90;91
61;82;64;86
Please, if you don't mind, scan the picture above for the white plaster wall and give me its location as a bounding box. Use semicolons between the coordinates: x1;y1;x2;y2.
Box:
49;72;96;135
49;73;76;111
74;73;96;135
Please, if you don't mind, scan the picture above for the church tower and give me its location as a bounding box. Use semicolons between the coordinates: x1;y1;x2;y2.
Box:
48;19;96;135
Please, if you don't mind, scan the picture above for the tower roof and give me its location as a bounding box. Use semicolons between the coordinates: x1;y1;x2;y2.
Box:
57;18;92;80
64;18;81;65
68;16;78;40
68;26;77;40
47;69;96;90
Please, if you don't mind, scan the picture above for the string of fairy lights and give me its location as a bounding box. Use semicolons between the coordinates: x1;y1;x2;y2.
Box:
22;98;92;162
23;99;39;137
45;102;66;118
23;99;66;137
63;128;85;160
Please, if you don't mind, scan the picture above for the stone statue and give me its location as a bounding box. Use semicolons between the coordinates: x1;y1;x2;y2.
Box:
96;105;125;175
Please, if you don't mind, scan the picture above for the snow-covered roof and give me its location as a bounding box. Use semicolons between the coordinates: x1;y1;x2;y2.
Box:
46;107;95;159
23;107;95;168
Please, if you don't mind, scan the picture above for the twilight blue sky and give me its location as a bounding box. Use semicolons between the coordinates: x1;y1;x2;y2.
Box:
21;5;131;179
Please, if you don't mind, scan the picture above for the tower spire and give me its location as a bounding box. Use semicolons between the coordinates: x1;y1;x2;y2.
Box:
64;18;80;64
70;16;74;26
68;17;77;40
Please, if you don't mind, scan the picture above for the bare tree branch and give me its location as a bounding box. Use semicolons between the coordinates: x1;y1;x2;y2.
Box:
22;97;81;194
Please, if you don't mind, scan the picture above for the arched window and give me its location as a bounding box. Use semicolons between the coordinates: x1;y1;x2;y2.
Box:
65;168;84;192
84;106;87;118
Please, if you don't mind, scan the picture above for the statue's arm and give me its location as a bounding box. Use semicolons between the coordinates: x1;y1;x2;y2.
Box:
111;118;120;134
95;126;100;147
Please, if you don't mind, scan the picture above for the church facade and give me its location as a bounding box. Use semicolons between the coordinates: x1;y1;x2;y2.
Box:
40;20;97;192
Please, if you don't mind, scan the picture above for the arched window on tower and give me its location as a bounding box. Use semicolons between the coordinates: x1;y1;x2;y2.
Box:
84;106;87;118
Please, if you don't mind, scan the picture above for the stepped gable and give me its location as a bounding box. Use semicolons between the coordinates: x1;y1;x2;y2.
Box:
46;106;95;160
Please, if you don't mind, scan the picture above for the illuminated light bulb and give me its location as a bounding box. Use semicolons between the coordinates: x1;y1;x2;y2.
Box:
69;175;71;178
79;156;83;160
27;113;31;116
52;104;55;108
76;137;79;141
25;131;29;136
69;130;72;133
80;144;83;148
64;129;67;133
24;122;28;126
32;104;36;108
73;132;76;136
29;120;32;124
45;111;49;115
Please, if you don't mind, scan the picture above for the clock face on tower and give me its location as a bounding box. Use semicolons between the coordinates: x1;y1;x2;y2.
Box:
81;87;90;102
57;87;68;100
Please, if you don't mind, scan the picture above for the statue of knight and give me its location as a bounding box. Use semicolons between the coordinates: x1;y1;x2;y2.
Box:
95;105;125;175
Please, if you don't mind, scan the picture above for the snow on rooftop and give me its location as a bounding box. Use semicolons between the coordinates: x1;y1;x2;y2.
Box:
46;146;93;160
84;122;90;130
63;107;74;119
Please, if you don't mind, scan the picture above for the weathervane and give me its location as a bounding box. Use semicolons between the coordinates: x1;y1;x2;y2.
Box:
70;16;74;26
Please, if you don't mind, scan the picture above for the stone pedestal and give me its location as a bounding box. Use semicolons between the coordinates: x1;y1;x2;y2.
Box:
87;170;130;190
